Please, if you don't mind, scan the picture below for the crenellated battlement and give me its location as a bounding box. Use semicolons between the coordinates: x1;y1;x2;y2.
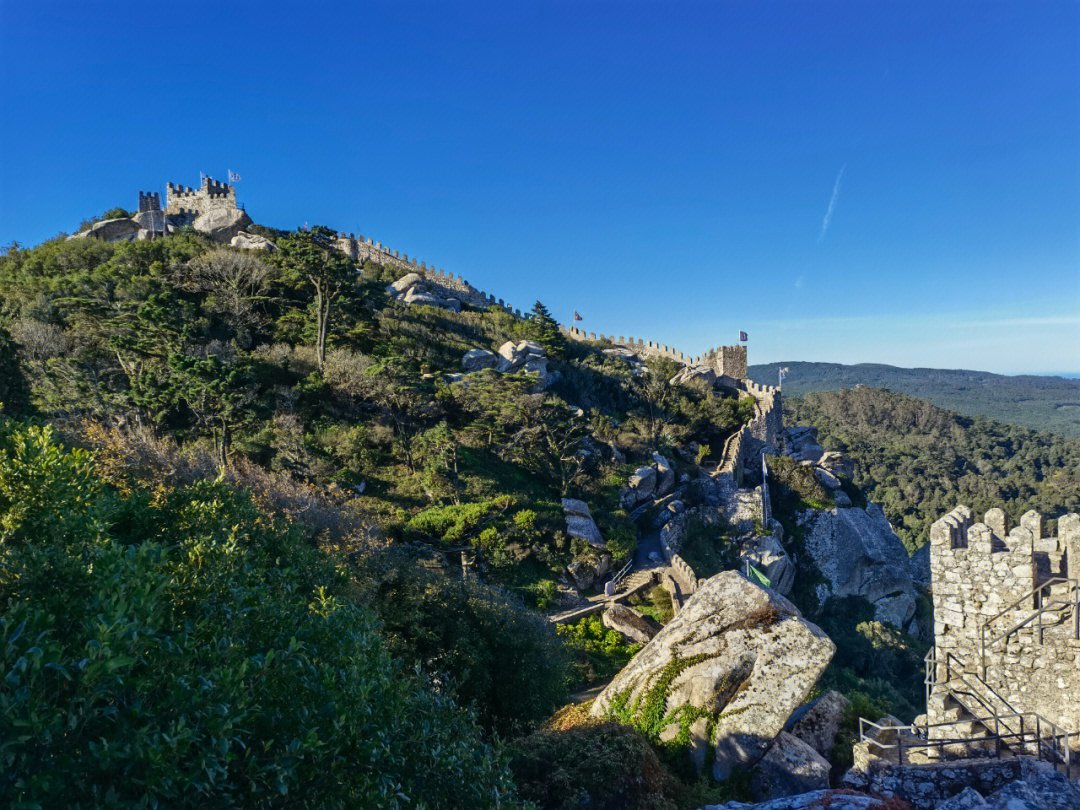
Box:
137;191;160;213
165;176;238;217
929;504;1080;734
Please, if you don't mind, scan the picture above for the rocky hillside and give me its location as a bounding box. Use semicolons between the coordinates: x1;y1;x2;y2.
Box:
3;217;1067;810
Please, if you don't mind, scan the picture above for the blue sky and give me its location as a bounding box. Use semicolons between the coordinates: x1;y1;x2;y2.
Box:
2;1;1078;374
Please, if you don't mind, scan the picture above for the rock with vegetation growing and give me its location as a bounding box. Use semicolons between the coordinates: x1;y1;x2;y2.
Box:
590;571;834;782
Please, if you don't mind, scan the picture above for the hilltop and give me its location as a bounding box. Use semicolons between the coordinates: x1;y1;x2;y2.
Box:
2;188;1077;809
749;361;1080;438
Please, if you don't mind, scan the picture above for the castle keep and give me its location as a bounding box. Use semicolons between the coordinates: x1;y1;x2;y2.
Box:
164;177;238;217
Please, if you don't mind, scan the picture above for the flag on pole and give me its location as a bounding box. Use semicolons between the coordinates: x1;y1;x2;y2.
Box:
746;563;772;588
573;311;583;321
739;330;748;342
228;170;241;183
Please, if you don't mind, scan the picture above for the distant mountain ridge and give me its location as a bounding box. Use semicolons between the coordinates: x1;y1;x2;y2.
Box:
748;361;1080;438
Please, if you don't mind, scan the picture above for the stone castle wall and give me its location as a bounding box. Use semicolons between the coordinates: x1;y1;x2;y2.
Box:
558;326;749;373
164;177;238;217
332;232;528;318
929;506;1080;733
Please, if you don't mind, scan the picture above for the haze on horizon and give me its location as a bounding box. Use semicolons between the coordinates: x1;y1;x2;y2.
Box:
1;1;1077;375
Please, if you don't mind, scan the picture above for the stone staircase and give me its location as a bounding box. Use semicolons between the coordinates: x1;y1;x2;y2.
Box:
921;647;1077;775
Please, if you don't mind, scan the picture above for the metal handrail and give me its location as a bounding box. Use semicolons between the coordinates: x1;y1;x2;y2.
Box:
924;647;1076;772
979;577;1080;673
610;558;634;587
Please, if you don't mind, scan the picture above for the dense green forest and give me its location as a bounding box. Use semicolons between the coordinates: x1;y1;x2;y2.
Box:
787;387;1080;551
751;361;1080;438
0;226;758;808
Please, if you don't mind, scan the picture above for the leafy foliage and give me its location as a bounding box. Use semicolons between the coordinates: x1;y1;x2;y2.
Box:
0;423;515;808
355;546;570;737
558;615;641;690
508;721;681;810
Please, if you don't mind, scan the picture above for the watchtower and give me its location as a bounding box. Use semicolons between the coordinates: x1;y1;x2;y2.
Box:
138;191;161;213
165;176;238;217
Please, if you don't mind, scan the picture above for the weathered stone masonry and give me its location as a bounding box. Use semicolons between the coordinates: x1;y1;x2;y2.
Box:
929;506;1080;735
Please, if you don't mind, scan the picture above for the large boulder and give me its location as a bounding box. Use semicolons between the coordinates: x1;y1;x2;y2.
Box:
627;465;657;501
750;732;830;801
193;207;252;243
590;572;834;781
230;231;274;251
812;467;842;490
461;348;498;372
798;504;917;630
69;217;140;242
909;542;931;588
602;603;661;644
562;497;605;548
671;364;717;388
652;452;675;497
818;450;854;480
388;272;423;295
980;768;1080;809
788;690;850;759
738;532;795;596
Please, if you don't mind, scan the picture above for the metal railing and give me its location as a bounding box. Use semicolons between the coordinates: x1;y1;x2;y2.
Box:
978;576;1079;675
610;558;634;588
922;647;1076;774
858;712;1071;770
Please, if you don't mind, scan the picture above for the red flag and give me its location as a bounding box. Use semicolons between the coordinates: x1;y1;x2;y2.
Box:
739;330;748;342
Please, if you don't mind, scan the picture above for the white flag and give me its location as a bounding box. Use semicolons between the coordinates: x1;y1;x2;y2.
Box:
228;170;241;183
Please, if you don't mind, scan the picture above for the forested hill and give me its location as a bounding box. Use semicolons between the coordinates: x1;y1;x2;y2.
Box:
750;361;1080;438
787;387;1080;552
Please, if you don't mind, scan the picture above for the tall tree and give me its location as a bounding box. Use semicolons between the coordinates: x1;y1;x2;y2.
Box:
528;300;568;359
275;227;353;372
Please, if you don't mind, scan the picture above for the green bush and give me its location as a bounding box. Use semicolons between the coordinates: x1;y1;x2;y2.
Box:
677;511;737;578
356;546;569;737
0;424;515;809
407;496;514;544
508;721;680;810
558;615;641;689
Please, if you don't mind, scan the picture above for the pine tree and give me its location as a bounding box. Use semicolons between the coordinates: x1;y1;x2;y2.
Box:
529;300;568;359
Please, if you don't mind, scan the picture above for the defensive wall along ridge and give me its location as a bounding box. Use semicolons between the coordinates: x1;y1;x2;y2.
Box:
139;178;782;474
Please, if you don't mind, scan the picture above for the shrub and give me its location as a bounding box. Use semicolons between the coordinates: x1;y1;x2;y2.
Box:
558;615;641;689
356;546;569;737
508;721;680;810
407;496;514;544
0;424;515;808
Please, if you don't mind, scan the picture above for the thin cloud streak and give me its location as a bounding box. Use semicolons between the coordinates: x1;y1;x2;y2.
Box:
818;164;846;241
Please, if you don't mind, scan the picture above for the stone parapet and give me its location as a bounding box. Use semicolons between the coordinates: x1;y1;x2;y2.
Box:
929;505;1080;734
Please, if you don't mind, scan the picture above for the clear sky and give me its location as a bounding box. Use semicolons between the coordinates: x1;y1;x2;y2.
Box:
2;1;1078;374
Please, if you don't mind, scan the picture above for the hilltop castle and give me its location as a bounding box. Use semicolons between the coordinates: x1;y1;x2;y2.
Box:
135;176;240;220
